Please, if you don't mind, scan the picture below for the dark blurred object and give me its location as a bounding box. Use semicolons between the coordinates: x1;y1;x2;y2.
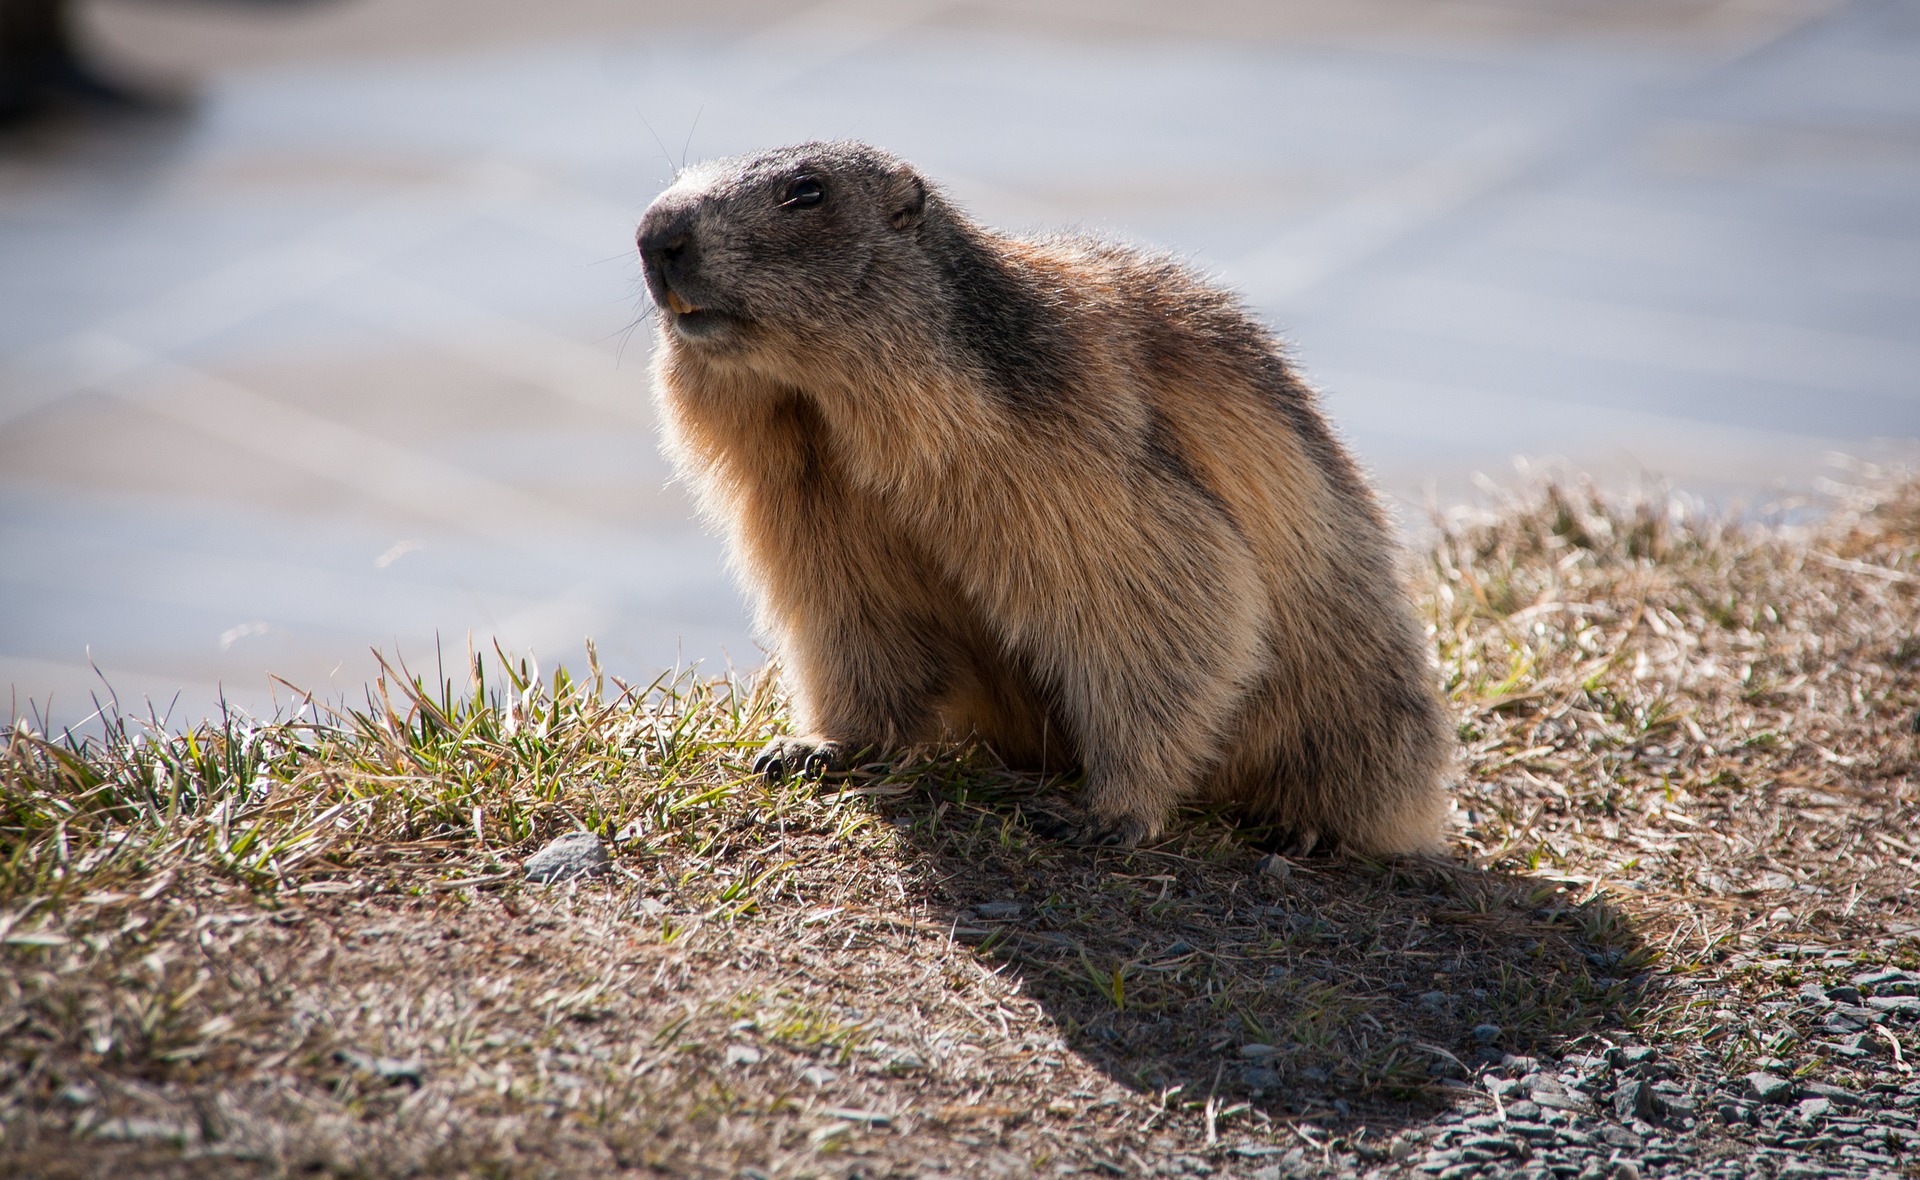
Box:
0;0;180;124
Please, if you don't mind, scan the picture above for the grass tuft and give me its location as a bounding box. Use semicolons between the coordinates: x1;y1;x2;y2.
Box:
2;467;1916;1177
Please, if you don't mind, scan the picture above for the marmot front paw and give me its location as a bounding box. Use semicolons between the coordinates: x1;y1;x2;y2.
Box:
751;735;849;782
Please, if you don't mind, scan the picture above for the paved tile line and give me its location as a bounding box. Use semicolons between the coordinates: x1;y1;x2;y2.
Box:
0;1;954;432
0;493;540;616
1310;366;1866;472
1482;193;1920;302
85;335;611;548
730;0;957;95
1225;119;1547;308
0;159;556;429
319;265;657;427
1224;0;1861;314
1692;0;1848;61
1373;276;1920;400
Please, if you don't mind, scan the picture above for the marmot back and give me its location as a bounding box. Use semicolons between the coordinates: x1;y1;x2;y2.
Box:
638;140;1452;854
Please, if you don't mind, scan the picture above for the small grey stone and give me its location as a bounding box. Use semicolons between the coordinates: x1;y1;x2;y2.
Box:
334;1048;423;1087
1240;1042;1281;1059
523;832;610;883
1472;1023;1502;1044
1797;983;1833;1006
90;1117;196;1144
1599;1126;1644;1150
1241;1066;1282;1091
1256;854;1293;878
1662;1093;1698;1118
1819;1010;1870;1035
724;1044;762;1067
1796;1096;1831;1120
1420;990;1448;1008
1745;1072;1796;1103
973;900;1023;920
1868;995;1920;1016
1801;1081;1861;1106
1504;1099;1542;1121
1856;967;1918;990
1826;985;1863;1004
798;1065;837;1086
1611;1163;1642;1180
1613;1079;1662;1123
1865;966;1920;985
1525;1074;1593;1113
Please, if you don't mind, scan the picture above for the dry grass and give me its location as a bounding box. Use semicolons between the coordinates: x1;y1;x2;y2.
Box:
1;467;1916;1178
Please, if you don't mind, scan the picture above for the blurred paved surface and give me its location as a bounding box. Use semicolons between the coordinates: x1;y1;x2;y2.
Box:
3;0;1918;726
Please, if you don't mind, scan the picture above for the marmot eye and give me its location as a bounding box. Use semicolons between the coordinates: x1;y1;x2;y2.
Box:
782;178;825;209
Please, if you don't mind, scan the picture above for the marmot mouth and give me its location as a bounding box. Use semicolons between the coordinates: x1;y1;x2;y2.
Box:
664;289;701;316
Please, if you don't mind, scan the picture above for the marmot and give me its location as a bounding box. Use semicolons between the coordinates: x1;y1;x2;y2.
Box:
637;141;1451;854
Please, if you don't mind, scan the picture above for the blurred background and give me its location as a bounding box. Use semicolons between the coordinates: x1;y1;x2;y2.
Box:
2;0;1917;729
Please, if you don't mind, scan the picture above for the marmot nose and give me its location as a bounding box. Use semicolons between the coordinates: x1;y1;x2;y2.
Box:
637;219;695;281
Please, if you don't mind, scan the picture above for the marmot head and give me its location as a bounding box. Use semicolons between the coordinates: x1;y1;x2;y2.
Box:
636;140;936;359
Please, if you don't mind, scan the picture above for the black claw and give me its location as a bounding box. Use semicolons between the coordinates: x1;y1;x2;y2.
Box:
1022;806;1147;848
1022;807;1079;842
753;738;845;784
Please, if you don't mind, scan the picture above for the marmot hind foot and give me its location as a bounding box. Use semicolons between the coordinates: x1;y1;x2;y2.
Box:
1021;803;1156;849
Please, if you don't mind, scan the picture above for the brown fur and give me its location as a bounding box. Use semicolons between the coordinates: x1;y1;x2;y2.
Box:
637;141;1452;853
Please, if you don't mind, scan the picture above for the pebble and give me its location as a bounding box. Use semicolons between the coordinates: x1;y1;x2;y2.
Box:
1525;1074;1594;1114
1613;1079;1661;1122
1471;1023;1502;1044
1746;1071;1797;1103
1801;1081;1862;1106
1241;1066;1282;1091
522;832;611;883
973;900;1024;920
90;1117;197;1144
725;1044;763;1067
333;1047;423;1087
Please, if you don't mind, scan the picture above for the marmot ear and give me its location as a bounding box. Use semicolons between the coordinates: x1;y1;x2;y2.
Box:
887;169;926;230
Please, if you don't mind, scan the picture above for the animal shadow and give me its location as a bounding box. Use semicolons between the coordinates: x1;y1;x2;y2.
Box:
872;766;1652;1148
